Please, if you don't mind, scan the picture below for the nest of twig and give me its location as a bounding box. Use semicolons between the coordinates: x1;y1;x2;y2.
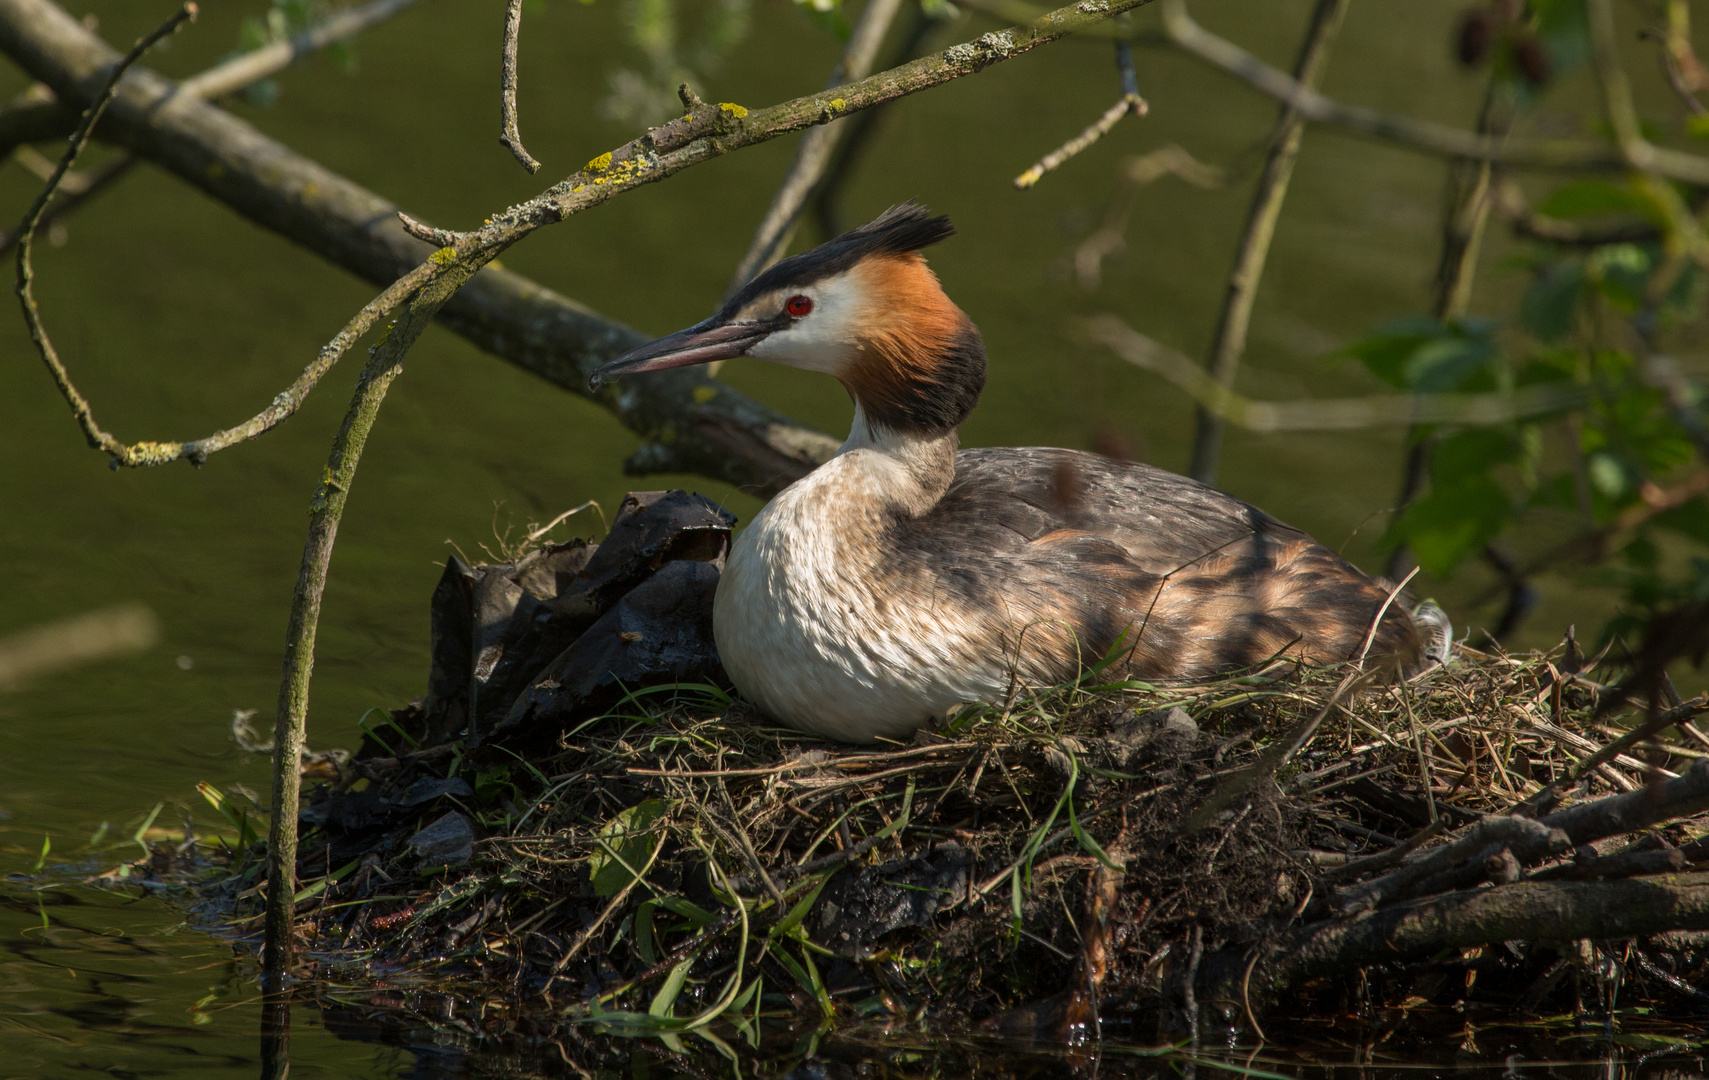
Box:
198;633;1709;1058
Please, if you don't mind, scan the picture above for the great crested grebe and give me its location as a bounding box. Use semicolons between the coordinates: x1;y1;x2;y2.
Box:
592;203;1450;743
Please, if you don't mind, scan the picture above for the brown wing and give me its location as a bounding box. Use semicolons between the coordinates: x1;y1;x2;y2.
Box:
881;448;1422;681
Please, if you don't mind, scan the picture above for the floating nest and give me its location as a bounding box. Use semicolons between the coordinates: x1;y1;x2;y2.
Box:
186;492;1709;1064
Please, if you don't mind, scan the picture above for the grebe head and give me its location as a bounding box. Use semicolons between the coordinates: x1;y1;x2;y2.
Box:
591;202;987;435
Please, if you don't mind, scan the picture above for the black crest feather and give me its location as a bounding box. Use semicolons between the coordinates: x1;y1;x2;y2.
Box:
721;201;955;316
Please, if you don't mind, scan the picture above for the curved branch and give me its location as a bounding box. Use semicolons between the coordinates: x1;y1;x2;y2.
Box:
180;0;424;101
12;3;196;466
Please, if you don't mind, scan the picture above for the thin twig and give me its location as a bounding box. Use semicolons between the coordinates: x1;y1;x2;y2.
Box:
498;0;540;173
12;3;196;467
1385;87;1508;581
1015;40;1147;188
1515;696;1709;816
0;152;134;255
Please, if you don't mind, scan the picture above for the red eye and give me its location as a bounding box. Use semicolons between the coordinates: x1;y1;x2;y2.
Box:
785;294;814;318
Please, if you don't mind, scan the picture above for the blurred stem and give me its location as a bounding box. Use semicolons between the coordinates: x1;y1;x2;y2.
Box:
811;1;940;239
1385;88;1509;583
1186;0;1350;486
721;0;907;305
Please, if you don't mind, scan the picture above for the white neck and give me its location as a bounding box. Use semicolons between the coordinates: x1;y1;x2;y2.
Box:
835;403;957;516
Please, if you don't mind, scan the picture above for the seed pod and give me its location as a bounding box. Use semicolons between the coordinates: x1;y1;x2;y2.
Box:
1514;33;1552;87
1457;8;1493;67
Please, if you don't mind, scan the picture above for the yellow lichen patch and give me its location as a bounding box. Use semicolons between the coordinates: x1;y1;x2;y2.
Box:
586;152;613;173
718;102;748;118
693;385;717;404
828;97;846;113
429;247;457;266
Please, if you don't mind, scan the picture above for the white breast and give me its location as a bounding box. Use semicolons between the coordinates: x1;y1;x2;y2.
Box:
712;449;1010;743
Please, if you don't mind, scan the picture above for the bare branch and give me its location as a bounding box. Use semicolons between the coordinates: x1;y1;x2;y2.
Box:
12;2;196;467
1495;179;1659;247
0;83;68;158
1156;1;1709;185
1086;314;1589;432
0;604;158;690
1275;871;1709;987
498;0;540;174
723;0;907;297
1185;0;1348;486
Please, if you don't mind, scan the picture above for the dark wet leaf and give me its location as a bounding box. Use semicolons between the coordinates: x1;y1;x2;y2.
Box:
408;811;474;866
495;559;724;740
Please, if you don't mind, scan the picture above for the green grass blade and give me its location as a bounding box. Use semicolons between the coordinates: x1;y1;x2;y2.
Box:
649;960;692;1019
131;802;163;856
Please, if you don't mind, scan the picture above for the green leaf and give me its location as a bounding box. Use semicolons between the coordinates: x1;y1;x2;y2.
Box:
1403;334;1497;393
1521;261;1584;342
655;895;716;926
589;799;666;897
1430;429;1522;485
772;874;831;939
29;835;49;874
1656;498;1709;545
132;802;163;857
1388;476;1514;576
1069;792;1120;871
1536;181;1649;220
649;960;692;1018
635;899;658;965
1334;316;1446;389
292;858;360;903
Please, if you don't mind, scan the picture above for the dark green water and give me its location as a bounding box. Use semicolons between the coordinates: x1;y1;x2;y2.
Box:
0;0;1697;1073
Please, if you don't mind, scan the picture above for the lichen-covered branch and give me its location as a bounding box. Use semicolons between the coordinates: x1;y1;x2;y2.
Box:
263;255;485;992
0;0;1158;492
0;0;837;493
